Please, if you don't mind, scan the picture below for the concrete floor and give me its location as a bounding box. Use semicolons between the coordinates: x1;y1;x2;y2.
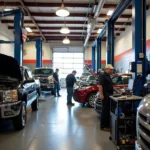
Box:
0;89;116;150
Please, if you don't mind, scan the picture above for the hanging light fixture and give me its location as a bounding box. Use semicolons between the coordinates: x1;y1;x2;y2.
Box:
56;0;70;17
60;26;70;34
60;17;70;34
63;37;70;44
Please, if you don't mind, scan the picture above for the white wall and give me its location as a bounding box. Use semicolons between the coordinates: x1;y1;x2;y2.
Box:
147;8;150;40
115;26;132;56
114;8;150;72
23;42;52;60
115;8;150;56
84;41;106;61
0;22;14;57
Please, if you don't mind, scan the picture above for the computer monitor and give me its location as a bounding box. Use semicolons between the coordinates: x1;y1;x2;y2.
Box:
128;79;134;90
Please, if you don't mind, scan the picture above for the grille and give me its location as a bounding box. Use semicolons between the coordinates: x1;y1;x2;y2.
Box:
0;91;3;103
138;111;150;150
40;78;48;83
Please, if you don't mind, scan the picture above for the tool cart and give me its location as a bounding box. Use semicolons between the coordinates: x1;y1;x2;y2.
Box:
109;95;142;150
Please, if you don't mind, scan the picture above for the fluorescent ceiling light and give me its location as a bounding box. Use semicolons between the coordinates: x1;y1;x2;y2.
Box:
60;26;70;34
97;29;102;34
25;27;32;32
56;4;70;17
62;37;70;44
107;10;114;16
4;8;13;11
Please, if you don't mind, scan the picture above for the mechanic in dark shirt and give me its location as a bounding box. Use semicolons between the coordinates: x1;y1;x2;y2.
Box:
99;64;120;131
53;68;61;97
66;70;80;106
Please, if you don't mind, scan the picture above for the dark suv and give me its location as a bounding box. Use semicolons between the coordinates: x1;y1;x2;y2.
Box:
0;54;40;130
32;68;54;92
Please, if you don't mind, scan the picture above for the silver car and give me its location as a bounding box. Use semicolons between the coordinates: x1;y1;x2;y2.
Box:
136;94;150;150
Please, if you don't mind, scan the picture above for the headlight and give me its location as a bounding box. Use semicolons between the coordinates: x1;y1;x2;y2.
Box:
3;90;18;102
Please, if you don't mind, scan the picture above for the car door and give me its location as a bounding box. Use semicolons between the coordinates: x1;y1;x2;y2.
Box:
24;68;37;107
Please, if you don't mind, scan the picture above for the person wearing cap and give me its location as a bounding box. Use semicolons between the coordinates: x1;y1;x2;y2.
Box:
66;70;80;106
99;64;120;131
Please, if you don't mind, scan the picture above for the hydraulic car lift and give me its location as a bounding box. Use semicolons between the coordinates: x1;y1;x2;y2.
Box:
0;9;24;65
92;0;148;95
26;38;43;68
0;9;43;67
92;0;148;149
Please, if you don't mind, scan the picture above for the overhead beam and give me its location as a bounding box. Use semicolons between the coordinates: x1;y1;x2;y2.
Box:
19;0;46;41
0;2;132;9
109;0;132;22
28;36;84;40
2;20;88;24
8;26;126;31
0;2;148;10
28;36;106;41
2;19;132;26
27;32;120;36
115;22;131;25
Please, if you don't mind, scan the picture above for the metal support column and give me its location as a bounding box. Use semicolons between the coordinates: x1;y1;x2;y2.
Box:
106;21;114;66
14;9;24;65
92;46;95;71
96;38;101;71
132;0;146;79
36;38;42;68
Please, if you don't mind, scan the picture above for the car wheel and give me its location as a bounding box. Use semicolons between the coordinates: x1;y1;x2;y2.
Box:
31;95;39;111
87;93;96;108
13;102;26;130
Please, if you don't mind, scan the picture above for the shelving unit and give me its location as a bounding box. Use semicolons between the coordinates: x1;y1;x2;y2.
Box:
109;95;143;150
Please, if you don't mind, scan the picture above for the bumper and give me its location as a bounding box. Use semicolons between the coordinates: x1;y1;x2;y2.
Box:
73;90;87;103
0;101;21;119
135;141;143;150
94;100;102;116
41;83;54;90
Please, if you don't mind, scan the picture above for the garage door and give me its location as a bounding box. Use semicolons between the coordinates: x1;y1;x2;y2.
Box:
53;48;84;78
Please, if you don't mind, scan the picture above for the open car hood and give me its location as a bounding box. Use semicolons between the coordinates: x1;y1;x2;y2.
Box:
0;54;22;81
84;64;98;78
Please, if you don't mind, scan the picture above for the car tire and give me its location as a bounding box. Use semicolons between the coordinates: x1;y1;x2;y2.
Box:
31;95;39;111
13;102;26;130
87;93;96;108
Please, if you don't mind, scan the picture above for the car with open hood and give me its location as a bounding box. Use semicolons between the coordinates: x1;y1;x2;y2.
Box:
0;54;40;130
73;64;132;107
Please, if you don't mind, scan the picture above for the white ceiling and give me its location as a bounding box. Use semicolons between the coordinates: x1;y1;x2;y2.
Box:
0;0;148;44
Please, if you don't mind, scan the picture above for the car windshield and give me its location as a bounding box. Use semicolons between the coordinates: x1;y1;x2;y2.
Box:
87;75;96;81
33;69;53;75
112;75;132;85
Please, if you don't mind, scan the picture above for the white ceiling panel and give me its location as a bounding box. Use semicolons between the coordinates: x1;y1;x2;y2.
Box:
42;34;83;36
0;0;134;43
40;30;86;32
38;24;87;27
29;7;91;13
33;16;87;21
53;46;83;53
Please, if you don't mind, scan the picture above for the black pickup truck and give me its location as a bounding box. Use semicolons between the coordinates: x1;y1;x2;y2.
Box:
0;54;40;130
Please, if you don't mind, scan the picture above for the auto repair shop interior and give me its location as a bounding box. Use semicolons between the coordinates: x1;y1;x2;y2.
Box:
0;0;150;150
